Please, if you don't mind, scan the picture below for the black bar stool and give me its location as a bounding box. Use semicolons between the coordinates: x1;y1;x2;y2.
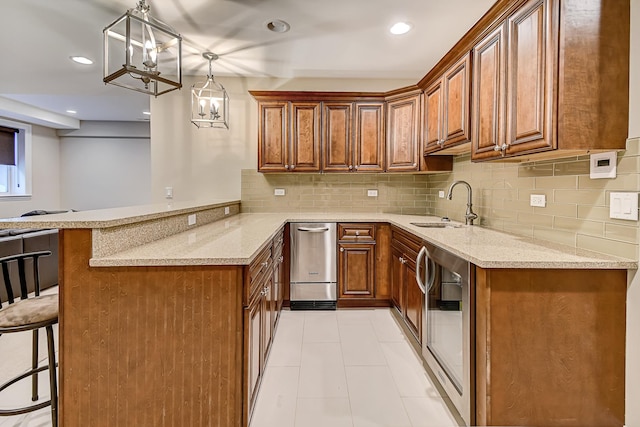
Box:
0;251;58;427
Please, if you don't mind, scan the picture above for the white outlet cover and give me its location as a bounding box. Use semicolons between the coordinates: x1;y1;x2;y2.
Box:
188;214;196;226
438;191;445;198
165;186;173;199
530;194;546;207
274;188;286;196
367;189;378;197
610;192;639;220
224;206;230;215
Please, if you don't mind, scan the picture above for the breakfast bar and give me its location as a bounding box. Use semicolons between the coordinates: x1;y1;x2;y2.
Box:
0;200;634;426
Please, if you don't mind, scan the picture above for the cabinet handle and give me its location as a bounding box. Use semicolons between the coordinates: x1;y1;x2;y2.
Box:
261;261;268;268
340;247;345;252
399;256;404;263
279;256;284;263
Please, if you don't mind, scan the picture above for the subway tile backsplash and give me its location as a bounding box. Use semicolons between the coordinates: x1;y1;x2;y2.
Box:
241;138;639;260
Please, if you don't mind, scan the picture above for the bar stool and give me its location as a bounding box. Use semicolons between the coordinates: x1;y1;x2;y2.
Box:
0;251;58;427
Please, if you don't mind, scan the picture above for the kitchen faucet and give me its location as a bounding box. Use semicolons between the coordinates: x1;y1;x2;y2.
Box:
446;180;478;225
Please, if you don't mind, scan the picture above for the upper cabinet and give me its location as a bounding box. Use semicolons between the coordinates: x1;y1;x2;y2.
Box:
251;91;452;174
387;93;421;172
257;100;321;172
323;101;385;172
472;0;555;161
470;0;629;161
424;54;472;155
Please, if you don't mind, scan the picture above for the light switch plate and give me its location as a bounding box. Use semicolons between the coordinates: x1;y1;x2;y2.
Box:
165;186;173;199
367;189;378;197
274;188;285;196
610;192;639;220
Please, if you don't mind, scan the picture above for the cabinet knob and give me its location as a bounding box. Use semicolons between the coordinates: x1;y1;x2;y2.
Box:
291;165;295;170
261;261;268;268
354;165;359;170
285;164;289;169
355;231;360;236
279;256;284;263
349;165;353;170
340;247;345;252
399;256;404;263
412;163;417;167
438;139;445;146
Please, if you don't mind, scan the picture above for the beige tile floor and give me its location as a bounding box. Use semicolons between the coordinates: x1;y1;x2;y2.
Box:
0;300;460;427
250;309;461;427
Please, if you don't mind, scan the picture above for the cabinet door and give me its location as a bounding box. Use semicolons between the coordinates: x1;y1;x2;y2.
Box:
423;80;443;154
245;292;263;415
258;101;289;171
404;259;423;344
354;102;385;172
443;54;471;146
390;247;404;312
505;0;555;156
291;102;321;171
323;102;353;172
471;23;507;161
338;243;375;299
387;95;420;172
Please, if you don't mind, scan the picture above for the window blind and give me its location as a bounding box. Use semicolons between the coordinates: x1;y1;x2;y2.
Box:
0;126;18;166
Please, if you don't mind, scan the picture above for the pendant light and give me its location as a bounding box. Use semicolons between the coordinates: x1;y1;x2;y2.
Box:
103;0;182;96
191;52;229;129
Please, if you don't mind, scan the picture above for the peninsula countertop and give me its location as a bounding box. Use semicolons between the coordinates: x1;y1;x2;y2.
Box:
86;212;637;270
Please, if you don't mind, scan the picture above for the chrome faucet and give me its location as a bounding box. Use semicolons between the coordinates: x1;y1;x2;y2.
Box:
446;180;478;225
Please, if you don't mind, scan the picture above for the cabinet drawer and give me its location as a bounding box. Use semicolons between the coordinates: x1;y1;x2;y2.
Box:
391;228;422;253
338;223;375;242
247;244;273;301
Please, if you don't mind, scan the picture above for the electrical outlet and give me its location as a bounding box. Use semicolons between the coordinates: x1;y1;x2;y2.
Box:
530;194;546;207
274;188;285;196
224;206;230;215
438;191;445;199
188;214;196;226
367;189;378;197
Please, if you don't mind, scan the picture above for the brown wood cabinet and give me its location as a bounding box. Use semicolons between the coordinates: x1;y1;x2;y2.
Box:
470;0;629;161
387;93;421;172
390;226;424;343
337;223;391;307
324;102;385;172
424;54;472;155
475;267;626;426
257;101;321;172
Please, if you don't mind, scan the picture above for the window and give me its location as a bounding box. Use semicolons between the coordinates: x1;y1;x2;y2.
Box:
0;119;31;198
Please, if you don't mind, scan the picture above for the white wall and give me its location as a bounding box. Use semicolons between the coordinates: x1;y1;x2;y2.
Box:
0;124;61;218
59;121;151;211
150;77;415;203
627;2;640;426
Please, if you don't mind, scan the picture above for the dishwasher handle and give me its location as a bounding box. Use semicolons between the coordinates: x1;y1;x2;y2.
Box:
297;227;330;233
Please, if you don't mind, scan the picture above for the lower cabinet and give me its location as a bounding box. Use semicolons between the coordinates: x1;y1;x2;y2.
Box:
390;226;424;343
337;223;391;306
244;227;284;425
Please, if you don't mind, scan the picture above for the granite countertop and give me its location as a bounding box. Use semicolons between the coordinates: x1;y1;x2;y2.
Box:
88;212;638;270
0;199;240;229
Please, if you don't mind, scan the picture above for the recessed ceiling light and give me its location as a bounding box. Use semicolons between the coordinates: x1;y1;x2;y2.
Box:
66;110;77;114
70;56;93;65
143;111;151;115
266;19;290;33
390;22;412;35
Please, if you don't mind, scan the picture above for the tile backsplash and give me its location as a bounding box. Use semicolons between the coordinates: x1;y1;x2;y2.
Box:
241;138;640;260
241;170;430;215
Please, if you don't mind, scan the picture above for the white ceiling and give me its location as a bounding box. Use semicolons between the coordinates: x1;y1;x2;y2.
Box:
0;0;495;124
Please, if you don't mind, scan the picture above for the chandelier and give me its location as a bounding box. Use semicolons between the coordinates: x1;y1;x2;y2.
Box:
103;0;182;96
191;53;229;129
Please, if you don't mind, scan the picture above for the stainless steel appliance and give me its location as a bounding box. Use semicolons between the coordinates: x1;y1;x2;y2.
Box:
290;222;337;310
416;243;473;426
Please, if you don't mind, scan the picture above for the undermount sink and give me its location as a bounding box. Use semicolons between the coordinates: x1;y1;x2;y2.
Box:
410;222;462;229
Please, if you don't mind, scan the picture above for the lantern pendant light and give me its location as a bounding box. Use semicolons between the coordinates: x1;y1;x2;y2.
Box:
103;0;182;96
191;52;229;129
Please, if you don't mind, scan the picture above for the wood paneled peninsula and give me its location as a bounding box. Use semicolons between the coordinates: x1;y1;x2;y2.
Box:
0;202;634;427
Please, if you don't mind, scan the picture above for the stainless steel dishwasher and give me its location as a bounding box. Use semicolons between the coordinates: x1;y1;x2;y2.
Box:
290;222;337;310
